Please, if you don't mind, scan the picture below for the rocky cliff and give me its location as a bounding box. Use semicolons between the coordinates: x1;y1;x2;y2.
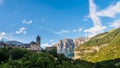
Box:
56;38;88;58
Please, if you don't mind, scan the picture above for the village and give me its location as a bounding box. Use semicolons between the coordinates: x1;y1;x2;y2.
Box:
0;36;57;53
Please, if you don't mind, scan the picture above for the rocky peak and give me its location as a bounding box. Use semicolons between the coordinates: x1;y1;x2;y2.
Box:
56;38;88;58
73;38;89;48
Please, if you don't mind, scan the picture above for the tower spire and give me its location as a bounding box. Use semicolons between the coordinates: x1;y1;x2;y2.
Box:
36;35;41;46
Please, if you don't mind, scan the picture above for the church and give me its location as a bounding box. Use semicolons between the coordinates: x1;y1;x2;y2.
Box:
29;36;41;52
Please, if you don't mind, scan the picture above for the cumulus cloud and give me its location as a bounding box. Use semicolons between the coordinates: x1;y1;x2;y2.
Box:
0;32;6;40
41;43;54;49
22;19;32;24
1;32;6;35
41;39;56;49
16;27;27;34
84;0;106;37
110;19;120;28
41;43;50;47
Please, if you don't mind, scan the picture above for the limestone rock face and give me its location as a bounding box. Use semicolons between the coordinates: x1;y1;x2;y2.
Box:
56;38;88;58
73;38;87;48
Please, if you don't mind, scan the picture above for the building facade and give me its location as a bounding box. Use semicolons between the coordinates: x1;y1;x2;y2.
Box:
30;36;41;52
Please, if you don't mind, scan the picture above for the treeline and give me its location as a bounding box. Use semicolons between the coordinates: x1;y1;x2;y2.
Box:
0;47;120;68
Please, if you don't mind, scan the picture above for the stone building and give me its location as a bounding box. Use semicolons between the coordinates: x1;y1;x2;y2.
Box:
30;36;41;52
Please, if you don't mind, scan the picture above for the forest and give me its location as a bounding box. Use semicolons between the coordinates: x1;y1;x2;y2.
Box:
0;47;120;68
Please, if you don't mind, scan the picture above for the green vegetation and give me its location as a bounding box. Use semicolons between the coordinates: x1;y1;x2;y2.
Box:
0;47;94;68
0;47;120;68
75;28;120;63
89;29;120;62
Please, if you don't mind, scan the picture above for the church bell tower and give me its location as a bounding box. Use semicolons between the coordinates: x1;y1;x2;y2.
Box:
36;35;41;48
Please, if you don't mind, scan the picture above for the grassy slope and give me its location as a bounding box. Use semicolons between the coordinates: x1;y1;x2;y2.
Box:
75;28;120;62
89;30;120;62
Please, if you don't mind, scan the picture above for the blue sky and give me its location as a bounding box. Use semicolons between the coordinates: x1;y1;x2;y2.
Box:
0;0;120;48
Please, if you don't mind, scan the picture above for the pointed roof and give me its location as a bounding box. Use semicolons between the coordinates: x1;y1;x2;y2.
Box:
36;35;41;39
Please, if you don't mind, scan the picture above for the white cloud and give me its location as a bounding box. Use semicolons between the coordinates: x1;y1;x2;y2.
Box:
16;27;27;34
50;40;55;45
0;32;6;40
73;28;82;32
97;2;120;18
85;0;120;37
1;32;6;35
22;19;32;24
89;0;101;26
41;43;50;47
78;28;82;32
110;19;120;28
41;43;54;49
0;37;2;40
56;30;70;34
0;32;25;42
57;30;70;34
84;25;106;37
83;15;90;21
84;0;106;37
73;29;77;32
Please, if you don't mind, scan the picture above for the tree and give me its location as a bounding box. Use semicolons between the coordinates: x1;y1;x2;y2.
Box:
0;48;9;63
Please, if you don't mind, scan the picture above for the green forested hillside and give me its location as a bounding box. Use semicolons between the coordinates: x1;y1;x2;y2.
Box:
1;47;120;68
75;28;120;63
0;47;94;68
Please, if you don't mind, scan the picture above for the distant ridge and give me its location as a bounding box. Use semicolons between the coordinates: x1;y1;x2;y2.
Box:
5;41;24;46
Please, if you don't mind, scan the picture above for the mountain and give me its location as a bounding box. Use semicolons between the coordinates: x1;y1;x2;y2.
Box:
74;28;120;62
5;41;24;46
56;38;74;58
0;38;8;42
56;38;88;58
73;38;90;48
